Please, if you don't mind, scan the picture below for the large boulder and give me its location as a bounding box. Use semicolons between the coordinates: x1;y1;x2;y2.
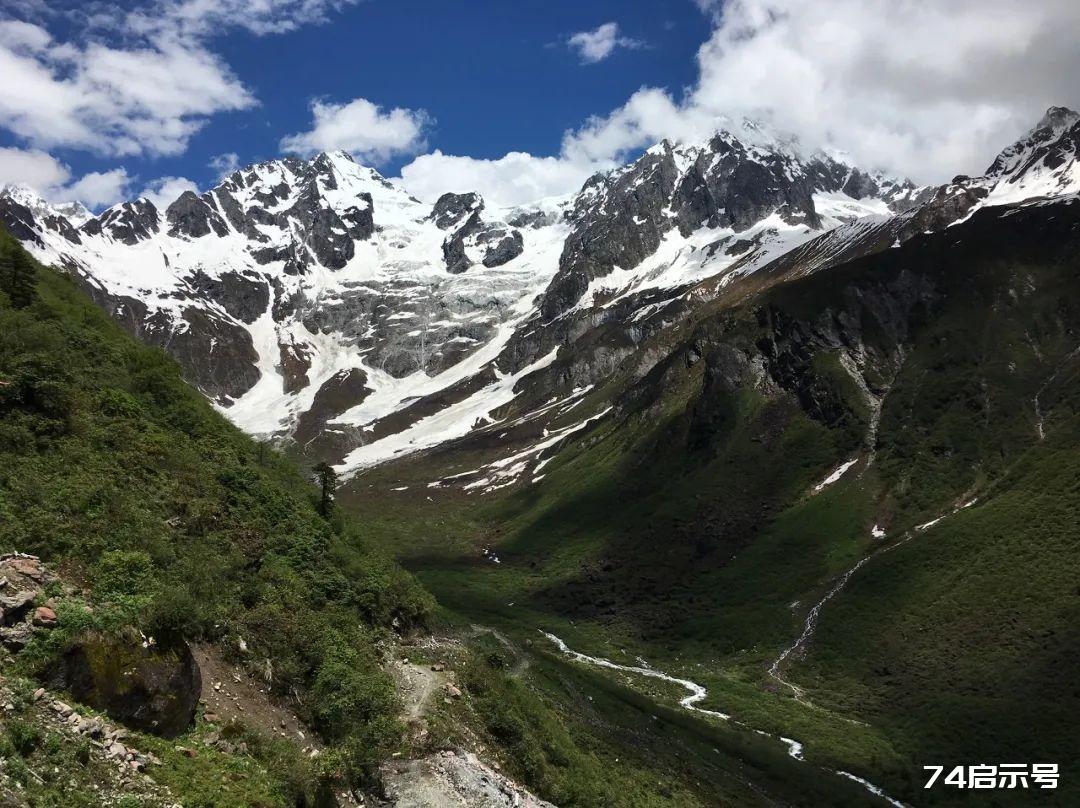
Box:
51;631;202;738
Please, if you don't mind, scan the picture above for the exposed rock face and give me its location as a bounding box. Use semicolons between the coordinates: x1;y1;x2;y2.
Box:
279;339;312;393
481;230;524;267
186;269;270;324
82;199;160;244
430;192;483;229
0;194;47;248
53;631;202;739
293;368;372;447
381;749;556;808
986;106;1080;179
166;191;229;239
0;553;57;650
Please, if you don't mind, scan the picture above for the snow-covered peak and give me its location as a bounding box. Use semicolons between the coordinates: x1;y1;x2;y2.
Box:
986;106;1080;178
0;184;87;223
975;106;1080;206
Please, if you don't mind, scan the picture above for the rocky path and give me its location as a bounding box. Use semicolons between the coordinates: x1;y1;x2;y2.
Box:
381;750;555;808
379;639;553;808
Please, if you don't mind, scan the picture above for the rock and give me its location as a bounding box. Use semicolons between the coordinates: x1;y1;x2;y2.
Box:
431;662;445;672
430;192;484;230
32;606;57;627
481;231;524;268
0;590;36;624
166;191;229;239
445;684;462;699
82;199;159;245
107;742;127;759
53;701;74;717
49;631;202;738
32;687;45;701
4;556;43;581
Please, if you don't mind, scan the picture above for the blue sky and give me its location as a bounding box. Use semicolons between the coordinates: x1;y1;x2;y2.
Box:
0;0;711;207
1;0;1076;210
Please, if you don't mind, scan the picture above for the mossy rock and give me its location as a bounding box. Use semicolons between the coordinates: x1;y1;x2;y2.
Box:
52;630;201;738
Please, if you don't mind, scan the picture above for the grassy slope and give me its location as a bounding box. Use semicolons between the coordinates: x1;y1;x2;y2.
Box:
345;203;1080;806
0;231;434;804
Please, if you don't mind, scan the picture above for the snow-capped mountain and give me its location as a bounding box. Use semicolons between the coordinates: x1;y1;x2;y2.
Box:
3;108;1078;478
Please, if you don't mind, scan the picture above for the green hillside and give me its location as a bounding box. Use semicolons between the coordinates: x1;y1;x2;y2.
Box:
0;230;434;804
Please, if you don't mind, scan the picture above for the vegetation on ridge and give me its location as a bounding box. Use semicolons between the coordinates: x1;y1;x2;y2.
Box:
0;229;434;803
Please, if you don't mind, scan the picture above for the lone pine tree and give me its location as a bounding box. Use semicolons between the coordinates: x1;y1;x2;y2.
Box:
1;245;37;309
313;461;338;518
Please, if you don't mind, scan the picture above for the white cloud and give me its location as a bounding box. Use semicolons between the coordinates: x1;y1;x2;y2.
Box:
64;168;132;208
568;0;1080;183
124;0;361;39
404;0;1080;207
139;175;200;210
0;1;359;158
208;152;241;179
280;97;430;163
0;21;251;158
398;150;610;208
0;146;71;190
0;146;130;208
567;22;644;64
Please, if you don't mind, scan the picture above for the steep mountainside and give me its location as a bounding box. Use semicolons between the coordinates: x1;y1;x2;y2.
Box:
7;110;1079;484
2;121;927;473
0;232;435;804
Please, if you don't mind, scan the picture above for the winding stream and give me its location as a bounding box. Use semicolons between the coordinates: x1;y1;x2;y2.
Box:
539;466;991;808
544;631;903;806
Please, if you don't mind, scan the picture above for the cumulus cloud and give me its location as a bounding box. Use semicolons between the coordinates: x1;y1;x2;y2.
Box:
399;150;609;208
0;145;131;208
402;0;1080;206
0;1;358;158
64;168;132;208
280;97;430;163
139;175;200;209
568;0;1080;183
567;22;645;64
0;146;71;191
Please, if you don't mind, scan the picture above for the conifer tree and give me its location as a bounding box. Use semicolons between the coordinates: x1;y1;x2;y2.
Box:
0;247;14;303
313;461;338;518
6;246;36;309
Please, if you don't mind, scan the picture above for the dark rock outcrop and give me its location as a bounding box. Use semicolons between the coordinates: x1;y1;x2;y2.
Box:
52;631;201;739
0;196;47;248
430;192;483;230
166;191;229;239
481;230;524;267
186;270;269;324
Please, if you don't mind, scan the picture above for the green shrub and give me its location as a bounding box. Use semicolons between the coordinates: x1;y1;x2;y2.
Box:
7;719;42;756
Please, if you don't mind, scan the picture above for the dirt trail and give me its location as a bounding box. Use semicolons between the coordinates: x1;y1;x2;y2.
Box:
380;635;553;808
388;656;450;724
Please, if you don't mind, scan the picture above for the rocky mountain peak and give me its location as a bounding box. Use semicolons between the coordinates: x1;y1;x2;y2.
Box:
1034;105;1080;135
986;106;1080;177
7;110;1080;479
82;198;161;245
